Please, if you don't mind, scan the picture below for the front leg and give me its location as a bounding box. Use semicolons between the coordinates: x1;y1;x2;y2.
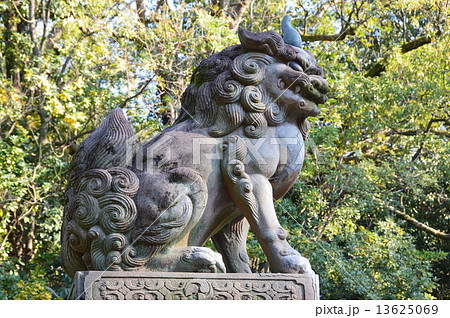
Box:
221;136;313;274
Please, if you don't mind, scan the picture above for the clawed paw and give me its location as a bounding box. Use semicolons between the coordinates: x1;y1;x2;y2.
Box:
276;249;314;275
179;247;226;273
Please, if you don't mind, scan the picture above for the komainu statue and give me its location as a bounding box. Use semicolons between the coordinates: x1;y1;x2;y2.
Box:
61;16;328;278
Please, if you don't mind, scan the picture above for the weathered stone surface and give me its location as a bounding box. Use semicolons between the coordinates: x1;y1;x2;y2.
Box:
61;15;329;278
72;271;319;300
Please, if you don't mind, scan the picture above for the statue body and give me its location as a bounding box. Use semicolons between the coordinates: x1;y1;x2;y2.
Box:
135;118;305;273
61;22;329;278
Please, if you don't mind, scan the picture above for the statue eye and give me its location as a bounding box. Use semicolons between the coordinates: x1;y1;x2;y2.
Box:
288;61;303;72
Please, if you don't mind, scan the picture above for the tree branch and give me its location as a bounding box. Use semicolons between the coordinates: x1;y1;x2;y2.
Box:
411;118;448;161
379;200;450;241
37;106;50;145
44;25;64;51
29;0;39;57
367;35;435;77
401;35;432;53
301;27;355;42
135;0;147;25
55;129;95;146
228;1;250;30
119;77;154;109
366;59;387;77
386;129;450;138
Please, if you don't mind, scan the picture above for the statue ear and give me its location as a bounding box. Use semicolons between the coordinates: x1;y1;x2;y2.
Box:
298;118;311;140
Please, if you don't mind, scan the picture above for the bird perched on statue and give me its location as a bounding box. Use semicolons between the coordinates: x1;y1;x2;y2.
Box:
281;15;303;48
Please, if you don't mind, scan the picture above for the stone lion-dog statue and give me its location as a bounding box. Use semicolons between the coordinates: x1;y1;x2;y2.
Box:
61;16;329;278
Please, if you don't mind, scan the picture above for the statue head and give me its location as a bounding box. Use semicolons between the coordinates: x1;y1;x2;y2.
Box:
175;17;329;139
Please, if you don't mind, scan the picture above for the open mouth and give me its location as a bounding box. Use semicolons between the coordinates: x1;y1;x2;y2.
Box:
279;71;329;105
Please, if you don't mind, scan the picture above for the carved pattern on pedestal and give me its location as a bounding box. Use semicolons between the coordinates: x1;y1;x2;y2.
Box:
91;277;305;300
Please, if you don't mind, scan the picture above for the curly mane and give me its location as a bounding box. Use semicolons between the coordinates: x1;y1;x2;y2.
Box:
175;28;321;139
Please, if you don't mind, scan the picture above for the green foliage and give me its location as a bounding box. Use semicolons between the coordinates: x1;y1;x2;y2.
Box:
0;257;67;300
279;194;446;299
0;260;21;300
14;266;53;300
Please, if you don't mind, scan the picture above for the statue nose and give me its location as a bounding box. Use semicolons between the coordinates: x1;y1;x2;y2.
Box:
310;75;329;95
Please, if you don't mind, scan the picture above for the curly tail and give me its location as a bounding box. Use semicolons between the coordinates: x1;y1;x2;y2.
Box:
61;109;154;278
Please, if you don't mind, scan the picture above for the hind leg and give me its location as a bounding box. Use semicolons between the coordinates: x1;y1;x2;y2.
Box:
212;215;251;273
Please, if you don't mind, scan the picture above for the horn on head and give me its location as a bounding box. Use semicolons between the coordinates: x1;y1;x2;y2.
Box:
238;27;284;57
281;15;302;48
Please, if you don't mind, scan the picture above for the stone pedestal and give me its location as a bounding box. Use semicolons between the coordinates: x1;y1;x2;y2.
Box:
71;271;319;300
